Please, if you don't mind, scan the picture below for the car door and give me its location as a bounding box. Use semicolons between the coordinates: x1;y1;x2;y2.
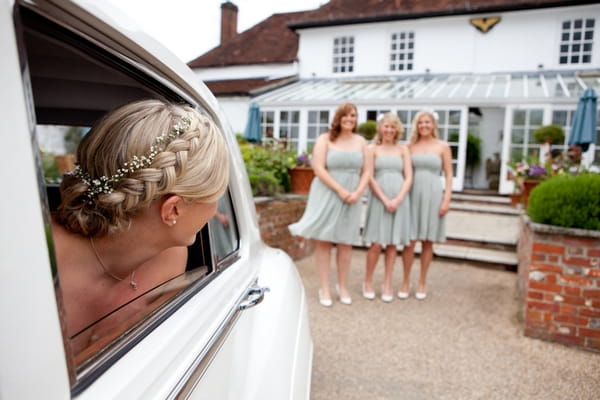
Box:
1;1;287;398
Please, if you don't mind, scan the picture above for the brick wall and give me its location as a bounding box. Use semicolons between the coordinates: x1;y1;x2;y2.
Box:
518;216;600;352
254;195;315;260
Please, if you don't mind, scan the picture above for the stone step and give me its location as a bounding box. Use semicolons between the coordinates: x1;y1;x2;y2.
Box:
413;241;518;269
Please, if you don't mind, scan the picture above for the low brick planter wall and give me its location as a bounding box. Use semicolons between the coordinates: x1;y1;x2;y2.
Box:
254;195;315;260
517;215;600;352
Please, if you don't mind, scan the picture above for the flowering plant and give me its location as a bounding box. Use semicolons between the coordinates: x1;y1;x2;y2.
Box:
295;151;312;167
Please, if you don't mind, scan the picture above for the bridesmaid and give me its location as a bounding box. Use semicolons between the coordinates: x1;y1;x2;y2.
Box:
400;110;452;300
289;102;372;306
362;113;412;302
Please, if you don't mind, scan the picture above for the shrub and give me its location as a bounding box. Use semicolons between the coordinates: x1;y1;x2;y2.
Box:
238;141;295;196
358;120;377;141
533;124;565;144
527;174;600;231
449;133;482;168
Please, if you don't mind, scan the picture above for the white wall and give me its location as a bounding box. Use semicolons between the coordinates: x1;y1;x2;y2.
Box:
216;96;252;135
297;4;600;78
194;63;298;81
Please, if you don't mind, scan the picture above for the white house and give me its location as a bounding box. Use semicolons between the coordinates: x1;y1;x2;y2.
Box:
189;0;600;194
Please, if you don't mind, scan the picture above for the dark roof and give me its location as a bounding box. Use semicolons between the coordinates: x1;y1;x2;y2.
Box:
288;0;597;28
203;76;298;96
188;11;308;68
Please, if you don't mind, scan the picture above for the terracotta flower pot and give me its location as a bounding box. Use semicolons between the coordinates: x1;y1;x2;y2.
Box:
288;166;314;194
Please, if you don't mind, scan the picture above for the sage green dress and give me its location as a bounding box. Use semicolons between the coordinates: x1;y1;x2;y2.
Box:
363;155;411;247
288;149;363;244
410;153;446;242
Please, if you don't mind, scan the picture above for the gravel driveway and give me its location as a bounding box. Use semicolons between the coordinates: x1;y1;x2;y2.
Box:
297;248;600;400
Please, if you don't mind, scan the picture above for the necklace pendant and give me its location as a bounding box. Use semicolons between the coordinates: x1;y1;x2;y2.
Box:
130;280;138;290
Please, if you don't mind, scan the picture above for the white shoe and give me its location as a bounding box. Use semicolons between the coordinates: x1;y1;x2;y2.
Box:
415;292;427;300
318;289;332;307
397;290;409;300
336;284;352;305
381;285;393;302
362;283;375;300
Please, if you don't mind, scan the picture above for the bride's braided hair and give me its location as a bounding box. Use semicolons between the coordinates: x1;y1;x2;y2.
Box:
56;99;230;237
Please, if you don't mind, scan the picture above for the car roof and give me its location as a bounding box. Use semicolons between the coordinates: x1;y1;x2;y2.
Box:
25;0;221;116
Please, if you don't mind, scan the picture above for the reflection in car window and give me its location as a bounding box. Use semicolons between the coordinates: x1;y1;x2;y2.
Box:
209;193;239;265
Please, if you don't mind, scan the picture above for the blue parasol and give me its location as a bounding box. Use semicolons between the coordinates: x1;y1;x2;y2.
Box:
568;88;597;152
243;102;262;143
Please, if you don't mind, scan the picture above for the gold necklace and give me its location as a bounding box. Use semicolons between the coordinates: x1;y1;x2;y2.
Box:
89;237;138;290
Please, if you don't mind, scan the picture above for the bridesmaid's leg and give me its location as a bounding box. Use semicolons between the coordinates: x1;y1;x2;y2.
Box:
418;240;434;296
336;243;352;300
399;241;415;296
364;243;381;295
382;245;397;298
315;240;332;301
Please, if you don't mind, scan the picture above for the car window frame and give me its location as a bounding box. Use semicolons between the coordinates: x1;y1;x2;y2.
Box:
14;3;243;393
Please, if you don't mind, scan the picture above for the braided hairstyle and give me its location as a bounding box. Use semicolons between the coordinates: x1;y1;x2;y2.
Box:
56;99;230;237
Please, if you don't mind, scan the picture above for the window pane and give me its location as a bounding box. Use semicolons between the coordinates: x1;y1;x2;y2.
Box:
512;128;525;144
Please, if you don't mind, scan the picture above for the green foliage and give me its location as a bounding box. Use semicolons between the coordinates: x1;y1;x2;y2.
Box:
449;133;482;168
358;120;377;141
41;152;61;183
527;174;600;231
533;124;565;144
239;142;295;196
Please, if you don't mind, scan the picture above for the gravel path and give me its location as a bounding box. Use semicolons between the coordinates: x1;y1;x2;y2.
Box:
297;248;600;400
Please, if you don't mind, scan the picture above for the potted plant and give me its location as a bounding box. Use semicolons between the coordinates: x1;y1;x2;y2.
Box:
288;151;314;194
533;124;565;165
507;158;548;206
358;120;377;141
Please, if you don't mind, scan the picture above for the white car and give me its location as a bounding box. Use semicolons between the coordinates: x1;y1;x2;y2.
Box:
0;0;313;399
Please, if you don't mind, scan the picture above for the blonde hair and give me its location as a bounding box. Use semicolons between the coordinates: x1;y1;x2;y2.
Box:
329;102;357;141
56;99;230;236
375;112;404;145
409;110;439;144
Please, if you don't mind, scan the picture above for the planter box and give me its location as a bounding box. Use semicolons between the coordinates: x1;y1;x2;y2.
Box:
254;195;315;260
517;216;600;352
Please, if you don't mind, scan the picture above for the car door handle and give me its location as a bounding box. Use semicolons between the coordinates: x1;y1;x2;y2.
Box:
238;285;270;310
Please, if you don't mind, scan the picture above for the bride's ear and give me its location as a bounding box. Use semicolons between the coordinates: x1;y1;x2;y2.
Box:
160;195;182;226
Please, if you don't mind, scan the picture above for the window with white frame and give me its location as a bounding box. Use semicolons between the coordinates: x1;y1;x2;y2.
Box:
279;110;300;150
260;111;274;141
390;32;414;72
397;109;419;141
559;18;595;65
509;109;544;161
307;110;329;150
435;109;462;176
333;36;354;73
366;109;391;122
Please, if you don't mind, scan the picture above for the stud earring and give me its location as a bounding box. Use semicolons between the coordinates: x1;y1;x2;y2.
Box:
171;220;177;225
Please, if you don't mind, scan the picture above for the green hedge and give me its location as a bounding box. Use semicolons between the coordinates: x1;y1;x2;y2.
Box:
238;140;295;196
527;174;600;231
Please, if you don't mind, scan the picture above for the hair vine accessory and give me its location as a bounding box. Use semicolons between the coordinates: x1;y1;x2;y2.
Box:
72;116;192;200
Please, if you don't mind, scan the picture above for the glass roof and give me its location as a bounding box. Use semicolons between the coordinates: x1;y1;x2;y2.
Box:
255;71;600;106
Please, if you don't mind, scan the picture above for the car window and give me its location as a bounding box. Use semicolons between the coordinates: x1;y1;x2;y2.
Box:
15;4;239;390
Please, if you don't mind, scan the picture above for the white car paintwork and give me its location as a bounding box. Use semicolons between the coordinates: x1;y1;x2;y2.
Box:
0;0;312;399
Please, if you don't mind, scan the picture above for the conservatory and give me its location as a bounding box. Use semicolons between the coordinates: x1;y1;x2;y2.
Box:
253;70;600;194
